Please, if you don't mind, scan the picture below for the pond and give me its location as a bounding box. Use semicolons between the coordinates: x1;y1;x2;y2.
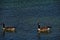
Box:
0;0;60;40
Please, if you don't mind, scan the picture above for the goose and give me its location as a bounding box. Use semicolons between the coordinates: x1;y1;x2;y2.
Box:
37;23;51;33
2;23;16;32
2;23;16;37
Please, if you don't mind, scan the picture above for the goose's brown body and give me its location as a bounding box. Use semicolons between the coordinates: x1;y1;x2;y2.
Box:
3;27;16;32
38;26;51;33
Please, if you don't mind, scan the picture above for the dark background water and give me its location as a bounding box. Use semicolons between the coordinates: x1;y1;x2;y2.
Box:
0;0;60;40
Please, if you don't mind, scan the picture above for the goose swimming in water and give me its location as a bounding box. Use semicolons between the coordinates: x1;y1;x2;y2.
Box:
2;23;16;37
37;23;51;33
2;23;16;32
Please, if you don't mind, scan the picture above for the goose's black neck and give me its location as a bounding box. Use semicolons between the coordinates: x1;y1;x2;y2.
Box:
38;23;40;28
3;23;5;28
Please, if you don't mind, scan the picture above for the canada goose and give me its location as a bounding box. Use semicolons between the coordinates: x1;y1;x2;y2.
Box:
2;23;16;32
2;23;16;37
37;23;51;33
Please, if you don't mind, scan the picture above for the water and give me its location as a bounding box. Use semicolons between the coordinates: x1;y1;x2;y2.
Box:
0;0;60;40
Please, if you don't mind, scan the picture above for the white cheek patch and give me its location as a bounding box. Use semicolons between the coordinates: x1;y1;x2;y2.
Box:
3;28;5;30
38;28;40;31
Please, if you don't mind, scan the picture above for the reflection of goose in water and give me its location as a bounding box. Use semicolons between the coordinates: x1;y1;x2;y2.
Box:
37;23;52;33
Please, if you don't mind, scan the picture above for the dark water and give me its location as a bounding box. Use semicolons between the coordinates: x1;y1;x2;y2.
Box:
0;0;60;40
